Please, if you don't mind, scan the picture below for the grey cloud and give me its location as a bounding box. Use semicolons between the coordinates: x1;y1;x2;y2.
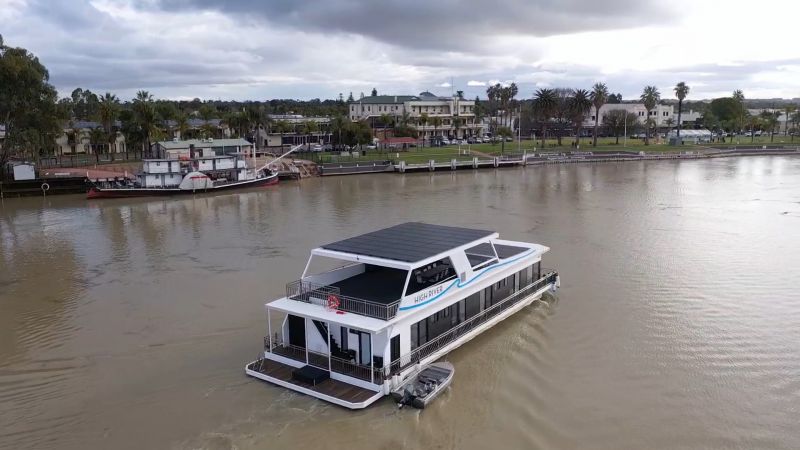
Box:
155;0;675;51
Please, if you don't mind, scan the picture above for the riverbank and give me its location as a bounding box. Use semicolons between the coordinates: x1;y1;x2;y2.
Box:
2;146;798;197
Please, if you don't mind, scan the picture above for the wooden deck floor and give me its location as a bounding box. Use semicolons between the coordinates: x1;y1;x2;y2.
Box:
247;359;378;404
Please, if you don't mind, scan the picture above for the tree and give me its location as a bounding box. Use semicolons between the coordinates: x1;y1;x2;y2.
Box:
175;112;189;140
791;111;800;142
732;90;745;133
760;110;780;143
378;113;393;141
533;88;557;148
569;89;591;146
674;82;689;138
418;112;429;146
456;90;464;99
131;90;159;156
198;104;216;138
640;85;660;145
431;116;443;143
330;115;348;150
552;88;572;146
273;120;292;145
590;83;609;147
0;34;64;168
88;127;105;162
746;114;761;143
602;109;638;145
496;126;512;154
453;117;462;139
607;93;622;104
702;111;720;141
784;105;796;135
98;92;120;154
371;88;378;97
301;120;319;145
665;117;675;129
347;92;355;102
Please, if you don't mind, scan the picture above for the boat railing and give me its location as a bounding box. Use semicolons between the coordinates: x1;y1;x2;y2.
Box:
285;279;401;320
266;335;382;383
384;270;558;378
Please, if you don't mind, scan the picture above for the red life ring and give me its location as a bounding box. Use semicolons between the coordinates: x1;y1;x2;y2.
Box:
327;294;340;310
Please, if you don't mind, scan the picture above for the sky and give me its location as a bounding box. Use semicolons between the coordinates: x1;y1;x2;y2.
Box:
2;0;800;102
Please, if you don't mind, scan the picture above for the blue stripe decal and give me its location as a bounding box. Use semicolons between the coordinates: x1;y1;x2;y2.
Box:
398;248;536;311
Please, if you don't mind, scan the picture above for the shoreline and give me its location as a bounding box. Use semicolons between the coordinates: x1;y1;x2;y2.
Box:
2;149;798;199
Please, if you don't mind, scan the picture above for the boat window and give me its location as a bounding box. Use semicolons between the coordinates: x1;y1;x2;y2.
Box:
405;257;457;296
464;243;497;270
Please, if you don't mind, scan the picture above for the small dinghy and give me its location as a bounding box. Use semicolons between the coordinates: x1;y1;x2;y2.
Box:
391;361;454;409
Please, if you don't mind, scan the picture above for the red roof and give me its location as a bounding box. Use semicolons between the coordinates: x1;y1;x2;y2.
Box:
380;137;418;144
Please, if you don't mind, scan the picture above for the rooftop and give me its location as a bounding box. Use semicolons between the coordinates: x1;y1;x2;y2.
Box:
351;95;419;105
155;138;252;149
320;222;494;263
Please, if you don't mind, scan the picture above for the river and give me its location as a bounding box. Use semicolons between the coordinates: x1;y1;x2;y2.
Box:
1;157;799;450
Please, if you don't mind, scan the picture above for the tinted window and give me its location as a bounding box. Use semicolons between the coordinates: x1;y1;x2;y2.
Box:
405;258;456;296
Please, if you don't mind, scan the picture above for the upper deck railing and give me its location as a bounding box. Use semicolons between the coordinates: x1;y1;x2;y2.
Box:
286;279;401;320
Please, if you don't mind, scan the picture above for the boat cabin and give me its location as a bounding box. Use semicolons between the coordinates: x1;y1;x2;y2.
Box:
138;159;183;188
247;222;558;409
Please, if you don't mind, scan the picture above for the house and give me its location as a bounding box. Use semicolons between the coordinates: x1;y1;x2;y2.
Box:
349;92;483;141
152;138;254;159
56;120;127;155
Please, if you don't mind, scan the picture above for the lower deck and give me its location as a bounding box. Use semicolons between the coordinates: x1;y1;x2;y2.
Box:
246;358;382;407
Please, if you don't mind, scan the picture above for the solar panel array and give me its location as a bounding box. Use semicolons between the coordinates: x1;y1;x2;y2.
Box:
321;222;494;263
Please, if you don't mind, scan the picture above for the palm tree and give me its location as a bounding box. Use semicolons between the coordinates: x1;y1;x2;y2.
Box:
418;113;429;146
453;117;462;140
88;127;106;162
533;88;557;148
665;117;675;130
431;116;443;144
784;105;796;135
301;120;319;146
732;90;745;133
747;114;760;143
590;83;609;147
674;82;689;139
330;115;347;150
98;92;120;154
175;112;189;140
379;113;393;141
640;86;661;145
133;90;158;156
273;120;292;149
569;89;592;146
760;110;780;142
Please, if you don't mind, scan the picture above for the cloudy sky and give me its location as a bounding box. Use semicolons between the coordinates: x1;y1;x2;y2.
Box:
2;0;799;101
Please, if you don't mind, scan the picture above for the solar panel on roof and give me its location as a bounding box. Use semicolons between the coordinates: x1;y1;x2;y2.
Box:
320;222;494;263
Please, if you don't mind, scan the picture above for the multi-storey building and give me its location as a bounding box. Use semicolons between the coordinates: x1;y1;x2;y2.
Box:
349;92;483;140
583;103;674;128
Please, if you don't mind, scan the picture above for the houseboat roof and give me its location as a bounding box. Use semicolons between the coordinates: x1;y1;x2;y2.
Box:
319;222;495;264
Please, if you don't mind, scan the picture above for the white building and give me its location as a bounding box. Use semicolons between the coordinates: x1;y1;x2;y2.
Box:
152;138;254;159
56;120;127;155
349;92;482;140
584;103;674;128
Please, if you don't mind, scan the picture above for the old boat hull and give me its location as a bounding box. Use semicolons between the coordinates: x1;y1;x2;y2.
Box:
87;172;278;199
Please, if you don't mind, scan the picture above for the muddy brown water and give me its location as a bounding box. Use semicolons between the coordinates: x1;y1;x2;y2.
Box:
1;157;799;450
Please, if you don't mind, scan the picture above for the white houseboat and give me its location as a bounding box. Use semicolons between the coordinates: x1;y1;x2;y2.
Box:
245;222;559;409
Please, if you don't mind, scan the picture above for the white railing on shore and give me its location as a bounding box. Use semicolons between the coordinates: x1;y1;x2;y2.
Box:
384;271;558;377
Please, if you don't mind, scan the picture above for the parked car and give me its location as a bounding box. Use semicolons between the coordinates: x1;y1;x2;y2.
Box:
441;139;451;145
367;144;377;150
504;137;513;142
754;130;763;136
311;144;323;152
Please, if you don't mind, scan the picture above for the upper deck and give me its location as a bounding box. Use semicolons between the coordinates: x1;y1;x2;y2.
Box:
269;222;549;325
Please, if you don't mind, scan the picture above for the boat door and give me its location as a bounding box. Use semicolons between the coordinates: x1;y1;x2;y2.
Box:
287;314;306;348
359;332;371;366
